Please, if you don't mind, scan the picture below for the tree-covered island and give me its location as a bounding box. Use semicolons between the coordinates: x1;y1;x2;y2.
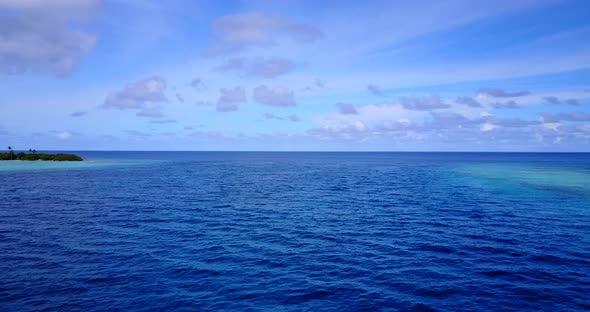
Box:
1;146;83;161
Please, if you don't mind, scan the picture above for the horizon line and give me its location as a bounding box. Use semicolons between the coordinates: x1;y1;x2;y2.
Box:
7;150;590;153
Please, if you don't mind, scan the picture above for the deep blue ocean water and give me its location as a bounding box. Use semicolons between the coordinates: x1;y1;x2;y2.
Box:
1;152;589;311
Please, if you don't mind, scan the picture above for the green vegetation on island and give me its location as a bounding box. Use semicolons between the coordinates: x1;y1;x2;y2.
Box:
1;146;83;161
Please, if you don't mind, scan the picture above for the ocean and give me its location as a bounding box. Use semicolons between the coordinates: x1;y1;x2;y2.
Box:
1;152;589;311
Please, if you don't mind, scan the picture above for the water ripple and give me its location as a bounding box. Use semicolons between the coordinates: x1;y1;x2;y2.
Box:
1;152;589;311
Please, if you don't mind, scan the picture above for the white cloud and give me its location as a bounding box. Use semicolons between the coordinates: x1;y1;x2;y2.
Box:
216;57;294;78
543;122;560;131
0;0;99;20
399;94;450;110
103;76;167;110
455;96;482;107
312;102;421;132
56;131;73;139
477;88;530;98
539;112;590;123
263;113;300;122
0;0;98;76
491;100;520;109
208;12;323;55
542;96;579;105
336;102;358;115
479;121;513;132
136;107;163;118
150;118;176;124
315;79;326;88
253;85;296;107
217;86;246;112
190;78;205;90
367;84;383;96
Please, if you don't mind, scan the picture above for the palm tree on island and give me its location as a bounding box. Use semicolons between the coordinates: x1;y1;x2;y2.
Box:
1;146;82;161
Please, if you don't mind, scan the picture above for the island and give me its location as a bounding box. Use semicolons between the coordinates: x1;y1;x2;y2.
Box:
1;147;83;161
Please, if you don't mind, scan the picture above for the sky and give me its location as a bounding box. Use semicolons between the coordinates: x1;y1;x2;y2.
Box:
1;0;590;151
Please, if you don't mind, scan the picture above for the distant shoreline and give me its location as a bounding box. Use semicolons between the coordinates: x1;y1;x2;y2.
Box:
0;152;83;161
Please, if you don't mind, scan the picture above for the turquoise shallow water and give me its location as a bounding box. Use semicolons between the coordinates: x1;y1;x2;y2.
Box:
0;152;163;172
0;160;118;172
452;162;590;195
1;152;589;311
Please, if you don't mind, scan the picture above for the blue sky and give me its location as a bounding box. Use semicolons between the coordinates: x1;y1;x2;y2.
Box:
1;0;590;151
